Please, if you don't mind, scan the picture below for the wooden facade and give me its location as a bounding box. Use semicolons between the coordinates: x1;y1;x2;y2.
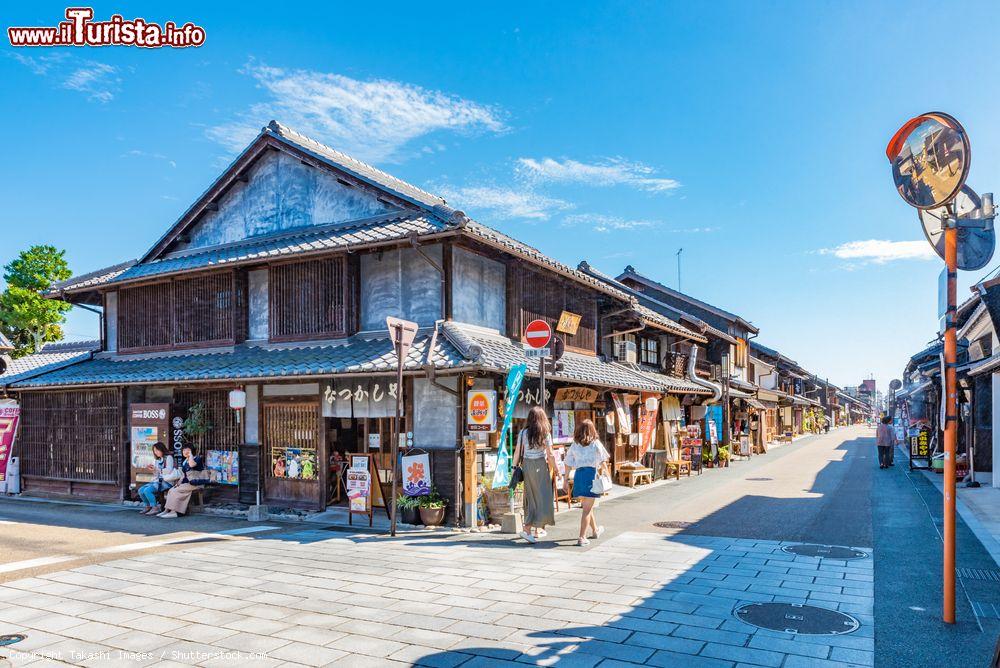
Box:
17;389;123;499
509;264;599;353
118;270;247;353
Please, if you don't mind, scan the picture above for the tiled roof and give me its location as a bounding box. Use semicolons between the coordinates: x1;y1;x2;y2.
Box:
625;366;715;395
1;340;100;387
966;352;1000;377
618;265;759;334
108;212;449;286
50;260;137;295
441;321;710;395
11;334;465;389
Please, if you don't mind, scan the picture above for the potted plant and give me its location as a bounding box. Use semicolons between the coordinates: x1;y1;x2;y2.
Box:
702;449;714;469
396;494;421;525
718;446;730;468
418;489;447;526
482;473;524;523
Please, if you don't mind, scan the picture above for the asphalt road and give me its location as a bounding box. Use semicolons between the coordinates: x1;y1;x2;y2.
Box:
0;498;292;583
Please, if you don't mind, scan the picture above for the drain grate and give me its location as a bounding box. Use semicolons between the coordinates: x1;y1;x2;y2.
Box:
958;568;1000;582
781;544;869;560
735;602;860;635
746;477;773;481
653;521;692;529
0;634;26;647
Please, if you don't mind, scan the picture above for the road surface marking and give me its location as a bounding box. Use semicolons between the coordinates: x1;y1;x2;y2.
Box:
90;526;280;553
0;555;75;573
214;525;279;536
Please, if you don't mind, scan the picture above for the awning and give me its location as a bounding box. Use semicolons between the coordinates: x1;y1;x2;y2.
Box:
746;398;766;409
757;389;781;403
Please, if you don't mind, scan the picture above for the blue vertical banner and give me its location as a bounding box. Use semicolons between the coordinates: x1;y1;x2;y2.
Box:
491;363;528;489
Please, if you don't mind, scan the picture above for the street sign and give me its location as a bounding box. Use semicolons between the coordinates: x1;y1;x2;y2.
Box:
385;316;418;538
524;319;553;349
524;347;550;359
919;185;995;270
886;112;970;209
386;316;418;358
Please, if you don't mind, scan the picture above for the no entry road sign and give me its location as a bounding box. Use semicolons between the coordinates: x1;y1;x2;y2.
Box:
524;319;553;349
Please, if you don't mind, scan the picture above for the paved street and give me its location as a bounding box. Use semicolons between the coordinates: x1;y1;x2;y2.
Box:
0;425;996;667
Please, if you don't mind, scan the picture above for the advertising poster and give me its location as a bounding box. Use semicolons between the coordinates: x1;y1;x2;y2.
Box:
346;468;371;511
466;390;497;432
401;452;431;496
130;426;159;478
207;450;239;485
553;410;576;443
0;400;20;484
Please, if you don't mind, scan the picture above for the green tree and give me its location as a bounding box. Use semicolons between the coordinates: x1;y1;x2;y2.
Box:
0;245;72;357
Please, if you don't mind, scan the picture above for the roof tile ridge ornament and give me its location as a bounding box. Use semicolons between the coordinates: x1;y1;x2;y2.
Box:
439;321;483;363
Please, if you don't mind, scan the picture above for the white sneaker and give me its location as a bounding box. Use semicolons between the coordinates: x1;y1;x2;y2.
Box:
159;511;179;519
156;510;171;517
592;526;606;539
578;537;590;546
519;531;537;544
536;529;547;537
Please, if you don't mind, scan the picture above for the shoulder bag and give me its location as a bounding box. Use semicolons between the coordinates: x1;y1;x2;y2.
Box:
510;431;525;487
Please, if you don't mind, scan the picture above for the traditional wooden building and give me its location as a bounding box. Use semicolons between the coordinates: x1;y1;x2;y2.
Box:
7;121;717;520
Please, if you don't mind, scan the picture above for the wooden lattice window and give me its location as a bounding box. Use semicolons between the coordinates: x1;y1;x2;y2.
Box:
516;267;598;353
117;271;246;353
263;402;320;481
18;389;122;483
174;388;241;454
270;257;352;341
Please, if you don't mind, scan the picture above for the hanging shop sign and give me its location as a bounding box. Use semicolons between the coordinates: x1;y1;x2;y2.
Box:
0;400;20;485
322;378;402;419
611;393;633;433
554;386;600;403
466;390;497;433
463;439;477;507
492;364;528;489
909;420;932;470
129;403;171;486
401;452;432;497
556;310;582;336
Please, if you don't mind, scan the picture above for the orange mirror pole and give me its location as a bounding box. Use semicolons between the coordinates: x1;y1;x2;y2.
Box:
943;215;958;624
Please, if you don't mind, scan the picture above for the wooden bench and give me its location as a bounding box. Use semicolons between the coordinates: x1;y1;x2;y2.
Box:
618;466;654;488
665;459;692;480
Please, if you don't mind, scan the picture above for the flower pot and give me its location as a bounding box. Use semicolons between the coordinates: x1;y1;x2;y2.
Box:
486;487;523;523
420;506;446;526
399;505;420;525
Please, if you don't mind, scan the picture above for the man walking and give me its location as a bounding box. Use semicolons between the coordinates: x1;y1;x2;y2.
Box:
876;415;895;469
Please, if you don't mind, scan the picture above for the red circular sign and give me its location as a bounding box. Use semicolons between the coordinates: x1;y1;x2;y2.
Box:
524;319;553;349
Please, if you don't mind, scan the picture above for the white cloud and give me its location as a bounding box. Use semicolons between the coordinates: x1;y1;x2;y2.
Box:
63;62;119;102
436;184;571;220
517;157;680;193
819;239;935;264
10;52;119;103
121;149;176;168
563;214;656;232
208;62;507;163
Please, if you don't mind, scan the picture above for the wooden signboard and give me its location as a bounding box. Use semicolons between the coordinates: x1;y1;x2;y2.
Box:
556;310;582;336
463;439;477;505
346;452;389;526
555;387;600;403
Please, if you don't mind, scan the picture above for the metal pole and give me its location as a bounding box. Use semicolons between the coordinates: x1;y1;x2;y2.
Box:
943;215;958;624
539;357;546;414
676;248;683;292
390;325;403;537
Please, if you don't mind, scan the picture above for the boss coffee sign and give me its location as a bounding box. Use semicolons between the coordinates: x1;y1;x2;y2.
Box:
466;390;497;432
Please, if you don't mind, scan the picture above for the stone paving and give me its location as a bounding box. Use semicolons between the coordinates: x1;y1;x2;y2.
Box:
0;528;874;667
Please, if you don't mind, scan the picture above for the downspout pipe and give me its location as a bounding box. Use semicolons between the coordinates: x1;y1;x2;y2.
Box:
687;344;722;404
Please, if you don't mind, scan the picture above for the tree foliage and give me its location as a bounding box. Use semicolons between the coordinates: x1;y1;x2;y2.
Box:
0;245;72;358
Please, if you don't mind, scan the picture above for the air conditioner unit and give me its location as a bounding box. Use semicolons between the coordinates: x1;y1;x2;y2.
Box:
615;340;637;364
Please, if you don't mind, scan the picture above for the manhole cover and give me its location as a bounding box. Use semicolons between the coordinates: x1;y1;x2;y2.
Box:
781;544;868;560
745;477;773;481
735;603;860;635
653;521;692;529
0;634;26;647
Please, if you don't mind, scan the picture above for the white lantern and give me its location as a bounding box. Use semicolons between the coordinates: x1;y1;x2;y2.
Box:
229;389;247;410
645;396;658;412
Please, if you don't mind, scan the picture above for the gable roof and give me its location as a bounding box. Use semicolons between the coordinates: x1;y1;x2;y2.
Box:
617;265;759;334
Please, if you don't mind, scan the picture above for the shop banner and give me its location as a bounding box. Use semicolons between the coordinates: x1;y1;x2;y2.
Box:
492;364;528;489
0;400;20;484
638;393;659;456
401;452;431;496
612;393;633;433
323;378;402;419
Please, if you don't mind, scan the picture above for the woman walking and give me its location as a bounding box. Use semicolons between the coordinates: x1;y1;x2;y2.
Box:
565;419;610;546
513;405;556;543
138;442;179;515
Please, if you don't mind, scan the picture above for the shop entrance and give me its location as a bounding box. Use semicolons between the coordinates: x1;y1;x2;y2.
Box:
324;416;401;507
262;398;325;508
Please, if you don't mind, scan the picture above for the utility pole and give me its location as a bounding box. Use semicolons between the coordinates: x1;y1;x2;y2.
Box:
676;248;684;292
942;207;958;623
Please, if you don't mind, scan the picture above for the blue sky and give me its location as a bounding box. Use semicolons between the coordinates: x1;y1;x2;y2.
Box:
3;1;999;391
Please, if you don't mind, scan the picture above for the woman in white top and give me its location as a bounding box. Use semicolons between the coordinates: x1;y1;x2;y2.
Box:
565;419;610;546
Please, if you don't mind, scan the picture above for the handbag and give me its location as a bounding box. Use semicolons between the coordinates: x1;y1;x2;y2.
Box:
593;470;613;494
510;431;525;486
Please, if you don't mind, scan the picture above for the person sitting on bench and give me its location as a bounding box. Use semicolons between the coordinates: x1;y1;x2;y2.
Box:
139;442;180;516
159;445;209;518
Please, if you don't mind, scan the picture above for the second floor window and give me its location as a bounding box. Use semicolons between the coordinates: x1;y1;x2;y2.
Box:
640;337;659;366
270;256;353;341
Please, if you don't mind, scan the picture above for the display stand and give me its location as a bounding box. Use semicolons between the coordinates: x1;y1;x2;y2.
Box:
346;452;389;526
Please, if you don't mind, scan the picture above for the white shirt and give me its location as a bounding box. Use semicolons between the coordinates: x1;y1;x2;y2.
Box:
565;439;610;469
